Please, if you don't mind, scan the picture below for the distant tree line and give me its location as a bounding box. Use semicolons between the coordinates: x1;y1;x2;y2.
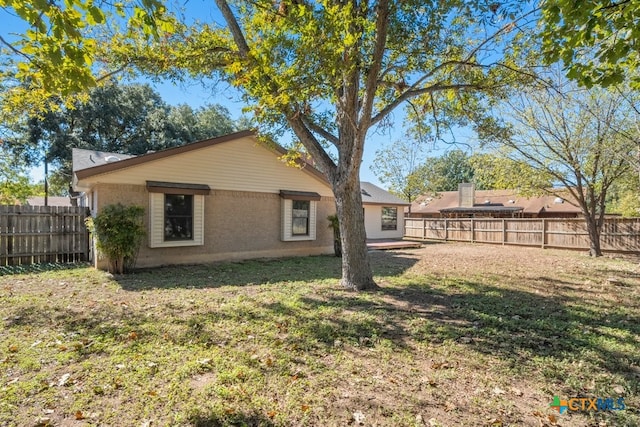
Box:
0;81;248;198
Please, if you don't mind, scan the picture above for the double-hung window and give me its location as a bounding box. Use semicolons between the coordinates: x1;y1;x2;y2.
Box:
164;194;193;241
280;190;320;241
292;200;311;235
147;181;209;248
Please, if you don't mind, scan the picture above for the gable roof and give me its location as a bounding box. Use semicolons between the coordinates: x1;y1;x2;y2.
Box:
410;189;581;216
73;130;329;184
360;182;409;206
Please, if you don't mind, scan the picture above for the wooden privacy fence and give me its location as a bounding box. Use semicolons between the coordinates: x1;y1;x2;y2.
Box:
0;205;90;266
405;217;640;252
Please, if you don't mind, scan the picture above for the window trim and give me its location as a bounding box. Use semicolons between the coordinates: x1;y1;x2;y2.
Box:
148;182;206;248
280;190;318;242
147;180;210;195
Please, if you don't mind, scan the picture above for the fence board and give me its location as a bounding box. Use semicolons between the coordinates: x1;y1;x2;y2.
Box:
404;217;640;253
0;205;90;266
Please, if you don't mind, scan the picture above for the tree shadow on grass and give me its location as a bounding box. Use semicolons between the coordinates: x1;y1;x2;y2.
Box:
0;262;90;276
3;249;638;425
189;412;275;427
377;279;640;389
114;251;420;291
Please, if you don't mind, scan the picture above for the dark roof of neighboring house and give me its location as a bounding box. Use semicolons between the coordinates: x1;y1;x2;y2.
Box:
360;182;410;206
25;196;72;207
73;130;329;184
410;189;581;216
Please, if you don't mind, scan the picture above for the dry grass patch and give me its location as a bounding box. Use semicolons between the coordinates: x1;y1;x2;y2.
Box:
1;243;638;426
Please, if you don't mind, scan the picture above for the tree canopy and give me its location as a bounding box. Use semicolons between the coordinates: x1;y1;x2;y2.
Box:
0;0;175;115
370;138;429;205
540;0;640;88
2;81;239;195
0;150;38;204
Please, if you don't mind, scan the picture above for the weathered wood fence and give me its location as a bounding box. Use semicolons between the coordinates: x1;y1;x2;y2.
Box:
405;217;640;252
0;205;90;266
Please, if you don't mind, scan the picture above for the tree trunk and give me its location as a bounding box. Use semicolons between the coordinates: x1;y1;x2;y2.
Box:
109;256;125;274
584;214;602;257
333;176;377;291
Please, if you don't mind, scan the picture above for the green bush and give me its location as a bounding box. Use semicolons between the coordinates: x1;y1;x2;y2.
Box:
86;204;145;274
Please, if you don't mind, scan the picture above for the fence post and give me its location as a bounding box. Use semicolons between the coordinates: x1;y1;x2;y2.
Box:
471;218;475;243
542;219;546;249
444;219;449;241
422;218;426;240
502;219;506;245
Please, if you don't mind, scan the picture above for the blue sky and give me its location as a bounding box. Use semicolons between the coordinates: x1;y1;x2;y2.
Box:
1;2;466;190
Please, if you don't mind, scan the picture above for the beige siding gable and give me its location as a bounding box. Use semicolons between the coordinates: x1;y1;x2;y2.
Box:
79;137;332;197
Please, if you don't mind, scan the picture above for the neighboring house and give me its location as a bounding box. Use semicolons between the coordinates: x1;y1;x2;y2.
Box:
409;184;582;219
360;181;410;239
72;130;406;270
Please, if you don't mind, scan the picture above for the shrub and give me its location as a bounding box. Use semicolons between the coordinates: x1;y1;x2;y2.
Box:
85;204;145;274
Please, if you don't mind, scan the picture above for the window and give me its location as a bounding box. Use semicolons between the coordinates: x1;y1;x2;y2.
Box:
280;190;320;241
381;207;397;231
164;194;193;241
147;181;209;248
292;200;310;235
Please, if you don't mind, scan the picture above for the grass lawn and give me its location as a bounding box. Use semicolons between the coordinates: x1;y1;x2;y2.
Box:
1;243;638;426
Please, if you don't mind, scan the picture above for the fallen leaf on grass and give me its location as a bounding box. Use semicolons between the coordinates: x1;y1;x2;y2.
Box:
301;404;310;412
431;362;452;370
444;401;457;412
267;410;277;419
352;411;366;425
128;331;138;340
8;345;18;353
33;416;52;426
492;387;506;395
58;373;71;387
75;411;85;420
613;385;625;394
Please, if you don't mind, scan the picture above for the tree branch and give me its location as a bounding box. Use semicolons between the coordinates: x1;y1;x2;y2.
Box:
287;114;337;181
359;0;390;131
302;117;339;147
214;0;250;57
0;35;32;61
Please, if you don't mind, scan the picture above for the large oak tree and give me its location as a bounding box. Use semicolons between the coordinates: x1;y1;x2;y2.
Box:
2;0;537;290
115;1;537;290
